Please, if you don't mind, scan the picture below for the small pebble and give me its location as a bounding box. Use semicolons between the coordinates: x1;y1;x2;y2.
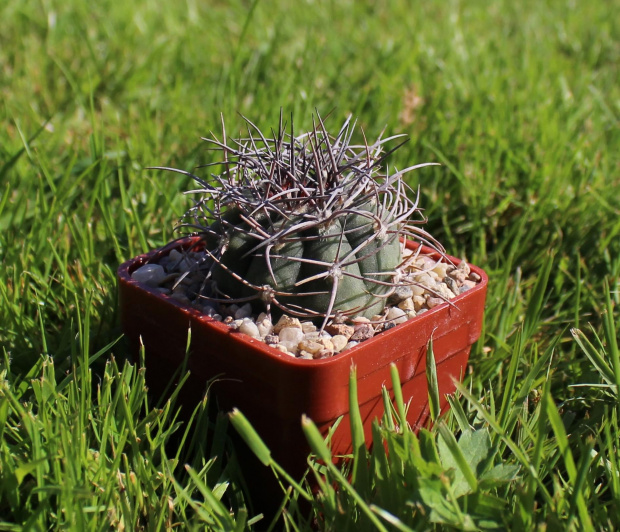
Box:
397;297;415;311
234;303;253;320
168;249;183;262
278;327;304;352
410;284;426;296
257;318;273;337
468;272;481;282
313;349;333;359
171;292;190;304
239;319;260;338
432;262;450;278
413;295;426;311
273;315;302;333
457;261;471;276
317;337;334;351
298;339;323;355
301;321;317;333
426;296;444;309
350;323;375;342
415;272;436;289
344;341;359;351
417;256;436;270
444;276;459;293
132;264;166;286
200;304;216;317
388;285;413;304
459;280;477;294
448;270;468;283
386;306;408;325
324;323;354;339
264;334;279;344
435;283;456;300
275;344;292;355
331;335;348;352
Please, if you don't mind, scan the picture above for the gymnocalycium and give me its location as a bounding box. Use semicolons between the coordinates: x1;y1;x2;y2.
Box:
154;113;443;330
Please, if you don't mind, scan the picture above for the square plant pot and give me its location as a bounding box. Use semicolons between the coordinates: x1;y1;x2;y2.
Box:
118;237;487;477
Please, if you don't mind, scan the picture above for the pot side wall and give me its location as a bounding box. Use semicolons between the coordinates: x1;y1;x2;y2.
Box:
118;238;487;472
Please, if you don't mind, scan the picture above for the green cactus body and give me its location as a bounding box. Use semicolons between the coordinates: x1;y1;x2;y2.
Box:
210;201;401;320
165;113;441;327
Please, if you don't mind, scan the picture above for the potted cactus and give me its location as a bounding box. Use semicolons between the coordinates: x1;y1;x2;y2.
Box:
118;113;487;482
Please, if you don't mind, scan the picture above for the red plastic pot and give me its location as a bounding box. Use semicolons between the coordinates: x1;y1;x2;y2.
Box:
118;237;487;482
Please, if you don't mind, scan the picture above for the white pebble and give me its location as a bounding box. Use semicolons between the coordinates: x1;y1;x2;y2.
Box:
278;327;304;352
318;337;334;351
344;341;359;351
273;315;302;333
426;296;444;309
386;306;408;325
415;272;436;289
435;283;456;300
275;344;293;356
298;339;323;355
234;303;253;320
410;284;426;296
331;335;348;352
301;321;317;333
397;297;415;311
132;264;166;286
432;262;450;278
257;318;273;337
239;319;260;338
457;261;471;276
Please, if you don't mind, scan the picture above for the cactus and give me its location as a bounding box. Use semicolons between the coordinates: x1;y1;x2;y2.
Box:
155;113;442;328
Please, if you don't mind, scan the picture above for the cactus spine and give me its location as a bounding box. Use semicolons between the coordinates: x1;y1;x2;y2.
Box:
157;114;441;328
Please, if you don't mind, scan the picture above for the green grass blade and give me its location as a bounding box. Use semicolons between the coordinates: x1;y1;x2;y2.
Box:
545;392;593;530
426;337;441;423
228;408;272;467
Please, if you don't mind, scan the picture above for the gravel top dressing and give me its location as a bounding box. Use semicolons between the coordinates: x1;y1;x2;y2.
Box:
131;245;481;359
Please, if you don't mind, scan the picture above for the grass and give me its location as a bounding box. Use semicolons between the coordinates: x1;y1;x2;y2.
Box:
1;0;619;528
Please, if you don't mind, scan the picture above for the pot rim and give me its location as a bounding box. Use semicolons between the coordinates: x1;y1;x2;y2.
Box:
117;236;488;367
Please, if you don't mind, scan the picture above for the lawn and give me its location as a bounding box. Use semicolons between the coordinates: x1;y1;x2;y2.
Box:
1;0;619;529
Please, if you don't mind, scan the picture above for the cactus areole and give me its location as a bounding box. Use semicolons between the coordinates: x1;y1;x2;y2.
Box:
153;114;442;328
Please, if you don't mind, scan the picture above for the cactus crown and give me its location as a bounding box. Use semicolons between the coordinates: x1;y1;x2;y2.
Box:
158;113;442;329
